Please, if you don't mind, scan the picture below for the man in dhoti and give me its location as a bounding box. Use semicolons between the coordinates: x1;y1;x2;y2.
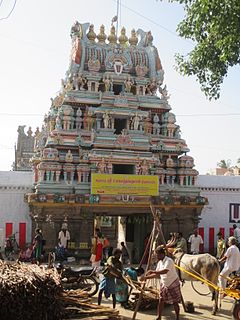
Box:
218;236;240;294
141;246;181;320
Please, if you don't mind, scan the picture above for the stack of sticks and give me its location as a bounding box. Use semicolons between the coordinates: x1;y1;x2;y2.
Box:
61;289;121;319
0;261;121;320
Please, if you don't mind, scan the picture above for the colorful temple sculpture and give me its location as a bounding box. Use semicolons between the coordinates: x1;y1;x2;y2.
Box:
26;22;207;261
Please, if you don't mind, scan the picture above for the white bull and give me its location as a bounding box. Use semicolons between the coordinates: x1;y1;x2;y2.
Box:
173;250;220;315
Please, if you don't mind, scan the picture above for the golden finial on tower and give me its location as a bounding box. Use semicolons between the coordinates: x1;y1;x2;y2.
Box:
129;29;138;46
108;25;117;44
87;24;96;42
97;25;107;44
118;27;128;45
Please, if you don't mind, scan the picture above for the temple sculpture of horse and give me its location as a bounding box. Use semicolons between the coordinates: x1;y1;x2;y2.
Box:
166;236;220;315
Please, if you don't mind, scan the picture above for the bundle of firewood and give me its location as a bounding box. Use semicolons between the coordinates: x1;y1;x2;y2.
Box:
0;261;121;320
129;286;159;310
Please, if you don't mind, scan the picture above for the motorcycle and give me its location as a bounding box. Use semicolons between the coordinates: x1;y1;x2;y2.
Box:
57;264;99;296
4;233;19;260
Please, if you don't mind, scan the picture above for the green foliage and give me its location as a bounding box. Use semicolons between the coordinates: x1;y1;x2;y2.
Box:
217;159;231;168
164;0;240;100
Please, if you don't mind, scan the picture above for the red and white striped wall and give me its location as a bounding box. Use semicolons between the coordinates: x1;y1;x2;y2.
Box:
4;222;27;248
198;227;234;254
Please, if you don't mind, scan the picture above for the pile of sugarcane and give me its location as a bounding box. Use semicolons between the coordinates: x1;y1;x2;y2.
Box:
0;261;121;320
0;260;63;320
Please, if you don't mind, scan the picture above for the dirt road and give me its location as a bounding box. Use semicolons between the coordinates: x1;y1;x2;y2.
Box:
94;281;234;319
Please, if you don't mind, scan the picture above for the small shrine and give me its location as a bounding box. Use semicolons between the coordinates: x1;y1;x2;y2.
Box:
26;22;207;260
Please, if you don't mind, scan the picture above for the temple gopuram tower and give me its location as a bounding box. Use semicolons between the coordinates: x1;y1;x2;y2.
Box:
26;22;207;261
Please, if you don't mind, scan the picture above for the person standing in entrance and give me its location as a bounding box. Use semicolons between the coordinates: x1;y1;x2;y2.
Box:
90;228;103;268
141;246;181;320
188;229;203;254
58;223;70;249
120;241;130;266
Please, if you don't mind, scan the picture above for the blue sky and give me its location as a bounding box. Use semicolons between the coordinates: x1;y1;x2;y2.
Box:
0;0;239;173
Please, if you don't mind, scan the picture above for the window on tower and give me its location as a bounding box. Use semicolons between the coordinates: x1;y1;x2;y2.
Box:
114;118;127;134
113;84;123;95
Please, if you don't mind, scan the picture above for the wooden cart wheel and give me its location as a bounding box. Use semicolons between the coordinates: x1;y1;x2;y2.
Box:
191;280;211;296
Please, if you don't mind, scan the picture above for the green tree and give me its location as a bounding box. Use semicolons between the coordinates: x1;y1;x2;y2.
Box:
217;159;231;168
164;0;240;100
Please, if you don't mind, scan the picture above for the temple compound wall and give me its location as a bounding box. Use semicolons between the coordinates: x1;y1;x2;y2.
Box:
0;171;33;249
197;175;240;254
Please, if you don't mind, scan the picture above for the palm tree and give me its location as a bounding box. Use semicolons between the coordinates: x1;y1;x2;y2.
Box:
217;159;231;169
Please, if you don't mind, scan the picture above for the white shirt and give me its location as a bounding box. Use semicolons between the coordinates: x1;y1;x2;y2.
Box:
156;256;178;287
58;230;70;248
224;245;240;271
188;234;203;253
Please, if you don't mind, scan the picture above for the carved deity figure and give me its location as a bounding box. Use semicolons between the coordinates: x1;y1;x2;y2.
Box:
106;162;113;174
131;113;141;131
144;117;153;134
174;126;181;139
103;111;110;129
159;85;170;100
73;73;86;90
55;114;62;130
65;150;73;162
166;155;174;167
73;73;79;90
62;106;74;130
124;76;133;93
135;162;142;175
146;78;158;95
103;75;112;92
153;113;160;135
75;108;83;130
70;21;81;38
98;158;106;174
86;107;93;131
141;159;149;175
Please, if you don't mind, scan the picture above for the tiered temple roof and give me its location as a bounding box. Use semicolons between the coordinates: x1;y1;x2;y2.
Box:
27;21;205;213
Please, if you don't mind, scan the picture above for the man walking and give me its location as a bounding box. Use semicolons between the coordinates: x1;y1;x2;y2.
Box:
218;236;240;292
141;246;181;320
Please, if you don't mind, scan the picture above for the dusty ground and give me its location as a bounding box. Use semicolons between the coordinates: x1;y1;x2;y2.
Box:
93;281;234;320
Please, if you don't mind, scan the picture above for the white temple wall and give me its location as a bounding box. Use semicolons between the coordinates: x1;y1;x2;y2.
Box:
0;171;33;250
197;175;240;253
